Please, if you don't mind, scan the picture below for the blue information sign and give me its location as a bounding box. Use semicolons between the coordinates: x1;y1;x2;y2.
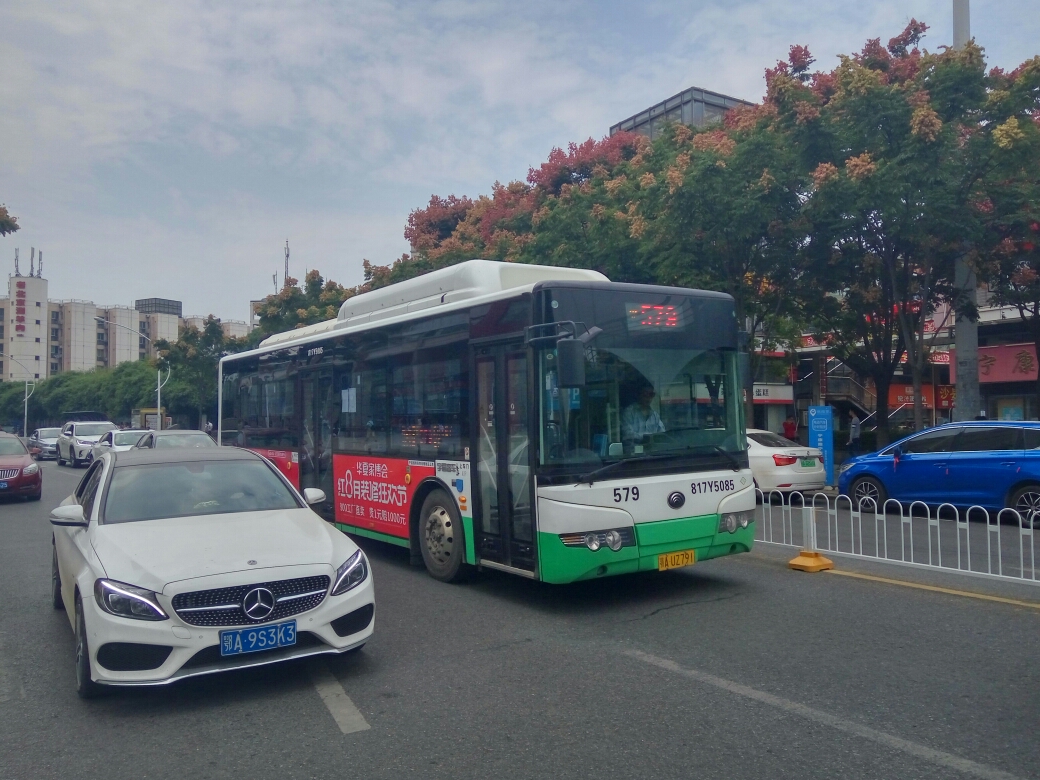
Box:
808;406;834;485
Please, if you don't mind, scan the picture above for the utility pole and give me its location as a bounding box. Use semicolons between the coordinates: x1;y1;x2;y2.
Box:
952;0;980;421
284;239;290;284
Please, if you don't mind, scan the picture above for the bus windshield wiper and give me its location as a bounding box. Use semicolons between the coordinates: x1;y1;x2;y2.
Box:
712;445;742;472
577;453;680;486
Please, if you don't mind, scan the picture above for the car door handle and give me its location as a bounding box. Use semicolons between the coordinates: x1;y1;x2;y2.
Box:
1001;462;1015;467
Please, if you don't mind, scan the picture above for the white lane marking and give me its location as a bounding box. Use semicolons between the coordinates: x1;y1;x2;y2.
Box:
309;660;370;735
624;649;1023;780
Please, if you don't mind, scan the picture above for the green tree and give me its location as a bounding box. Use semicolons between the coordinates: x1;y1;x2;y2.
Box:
254;270;355;335
978;57;1040;409
155;317;248;427
771;25;988;436
0;204;18;236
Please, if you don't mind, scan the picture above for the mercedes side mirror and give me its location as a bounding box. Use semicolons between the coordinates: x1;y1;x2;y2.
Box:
556;338;586;388
50;505;87;527
303;488;326;505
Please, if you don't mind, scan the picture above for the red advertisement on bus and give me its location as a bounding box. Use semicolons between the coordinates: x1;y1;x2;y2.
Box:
251;448;301;490
332;455;436;538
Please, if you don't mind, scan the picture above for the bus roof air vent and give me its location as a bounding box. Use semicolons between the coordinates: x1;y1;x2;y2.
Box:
335;259;607;327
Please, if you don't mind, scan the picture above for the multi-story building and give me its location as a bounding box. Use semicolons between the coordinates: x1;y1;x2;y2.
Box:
183;315;250;339
0;267;191;382
610;86;754;139
3;271;49;381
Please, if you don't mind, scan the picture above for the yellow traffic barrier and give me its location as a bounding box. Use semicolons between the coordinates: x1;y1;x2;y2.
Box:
788;549;834;572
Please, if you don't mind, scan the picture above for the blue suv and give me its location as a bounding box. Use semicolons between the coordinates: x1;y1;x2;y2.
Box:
838;421;1040;517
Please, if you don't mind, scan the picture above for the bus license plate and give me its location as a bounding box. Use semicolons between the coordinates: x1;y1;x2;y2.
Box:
220;620;297;657
658;550;696;571
800;458;817;468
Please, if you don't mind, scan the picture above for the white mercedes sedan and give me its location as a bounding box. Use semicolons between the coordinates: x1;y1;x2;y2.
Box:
50;447;374;698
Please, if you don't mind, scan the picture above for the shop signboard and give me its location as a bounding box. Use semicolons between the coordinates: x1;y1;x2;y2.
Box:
951;344;1039;384
888;384;935;410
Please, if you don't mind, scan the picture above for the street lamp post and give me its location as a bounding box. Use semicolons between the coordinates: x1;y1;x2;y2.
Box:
7;355;36;438
95;318;170;431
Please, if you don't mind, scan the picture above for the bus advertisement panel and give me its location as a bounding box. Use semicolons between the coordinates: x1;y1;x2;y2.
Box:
332;455;472;540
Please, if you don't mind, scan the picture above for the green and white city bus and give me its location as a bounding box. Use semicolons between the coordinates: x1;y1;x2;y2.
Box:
218;260;755;583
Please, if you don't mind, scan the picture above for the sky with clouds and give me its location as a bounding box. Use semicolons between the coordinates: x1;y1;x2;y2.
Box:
1;1;1036;321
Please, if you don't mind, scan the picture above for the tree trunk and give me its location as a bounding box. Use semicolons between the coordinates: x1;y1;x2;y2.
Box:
874;375;892;447
911;361;925;431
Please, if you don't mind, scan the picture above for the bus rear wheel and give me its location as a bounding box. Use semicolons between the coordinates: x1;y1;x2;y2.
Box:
419;490;466;583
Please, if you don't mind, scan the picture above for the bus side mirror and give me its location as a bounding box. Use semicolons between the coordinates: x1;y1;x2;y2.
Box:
556;338;586;388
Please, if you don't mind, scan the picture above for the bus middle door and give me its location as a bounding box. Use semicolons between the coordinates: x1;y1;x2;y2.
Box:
474;341;535;573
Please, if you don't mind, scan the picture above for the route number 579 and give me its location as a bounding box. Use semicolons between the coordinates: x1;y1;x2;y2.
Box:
613;486;639;502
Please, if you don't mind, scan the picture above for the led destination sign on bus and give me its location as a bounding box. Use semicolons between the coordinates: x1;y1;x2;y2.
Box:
626;303;686;330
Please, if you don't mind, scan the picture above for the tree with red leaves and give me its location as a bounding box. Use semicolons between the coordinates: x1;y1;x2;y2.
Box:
768;21;995;437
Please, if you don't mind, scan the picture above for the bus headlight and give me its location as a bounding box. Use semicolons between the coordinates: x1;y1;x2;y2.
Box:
560;529;635;551
719;511;753;534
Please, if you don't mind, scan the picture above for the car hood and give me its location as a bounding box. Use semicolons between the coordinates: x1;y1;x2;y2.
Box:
75;436;103;444
91;509;339;593
0;455;30;468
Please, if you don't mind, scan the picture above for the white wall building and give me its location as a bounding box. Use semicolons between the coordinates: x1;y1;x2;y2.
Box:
5;273;48;380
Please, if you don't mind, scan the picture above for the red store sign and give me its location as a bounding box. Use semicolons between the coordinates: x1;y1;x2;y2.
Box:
951;344;1039;384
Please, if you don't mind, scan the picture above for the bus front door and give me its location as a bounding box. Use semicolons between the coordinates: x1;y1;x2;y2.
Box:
474;343;535;573
299;366;335;518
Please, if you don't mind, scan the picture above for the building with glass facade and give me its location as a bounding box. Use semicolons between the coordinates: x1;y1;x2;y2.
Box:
609;86;754;139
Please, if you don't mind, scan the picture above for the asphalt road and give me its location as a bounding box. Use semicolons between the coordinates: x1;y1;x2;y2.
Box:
1;462;1038;780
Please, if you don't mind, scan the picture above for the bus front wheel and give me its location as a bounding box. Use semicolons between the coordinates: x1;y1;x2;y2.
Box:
419;490;467;583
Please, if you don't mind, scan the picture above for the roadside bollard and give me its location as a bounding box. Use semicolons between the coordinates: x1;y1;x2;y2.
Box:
788;494;834;573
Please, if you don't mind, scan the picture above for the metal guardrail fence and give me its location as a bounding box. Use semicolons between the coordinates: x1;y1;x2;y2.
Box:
755;490;1038;586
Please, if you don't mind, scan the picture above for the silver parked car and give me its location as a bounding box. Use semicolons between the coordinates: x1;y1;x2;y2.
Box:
28;427;62;460
56;421;118;467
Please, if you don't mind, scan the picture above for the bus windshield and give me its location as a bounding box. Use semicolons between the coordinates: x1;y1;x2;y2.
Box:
535;286;746;473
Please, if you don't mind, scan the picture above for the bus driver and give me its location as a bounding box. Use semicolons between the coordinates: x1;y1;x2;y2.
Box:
622;384;665;447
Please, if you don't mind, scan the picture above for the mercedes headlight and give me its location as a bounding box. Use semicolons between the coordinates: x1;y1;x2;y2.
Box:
331;550;368;596
94;579;168;621
22;463;39;475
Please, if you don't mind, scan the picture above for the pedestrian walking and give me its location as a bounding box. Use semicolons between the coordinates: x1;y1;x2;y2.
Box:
847;410;861;459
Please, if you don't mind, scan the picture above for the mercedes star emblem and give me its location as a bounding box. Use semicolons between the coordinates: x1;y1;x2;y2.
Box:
242;587;275;620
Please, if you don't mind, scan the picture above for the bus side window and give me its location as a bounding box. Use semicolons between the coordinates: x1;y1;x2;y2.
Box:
339;365;388;455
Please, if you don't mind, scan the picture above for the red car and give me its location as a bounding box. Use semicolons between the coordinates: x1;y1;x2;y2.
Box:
0;434;42;501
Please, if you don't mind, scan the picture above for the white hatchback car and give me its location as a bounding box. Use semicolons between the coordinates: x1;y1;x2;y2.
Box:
746;428;826;495
50;447;374;697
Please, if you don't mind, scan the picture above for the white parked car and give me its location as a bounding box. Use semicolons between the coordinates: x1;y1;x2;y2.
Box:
91;429;150;458
746;428;826;495
56;421;118;467
50;447;374;697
